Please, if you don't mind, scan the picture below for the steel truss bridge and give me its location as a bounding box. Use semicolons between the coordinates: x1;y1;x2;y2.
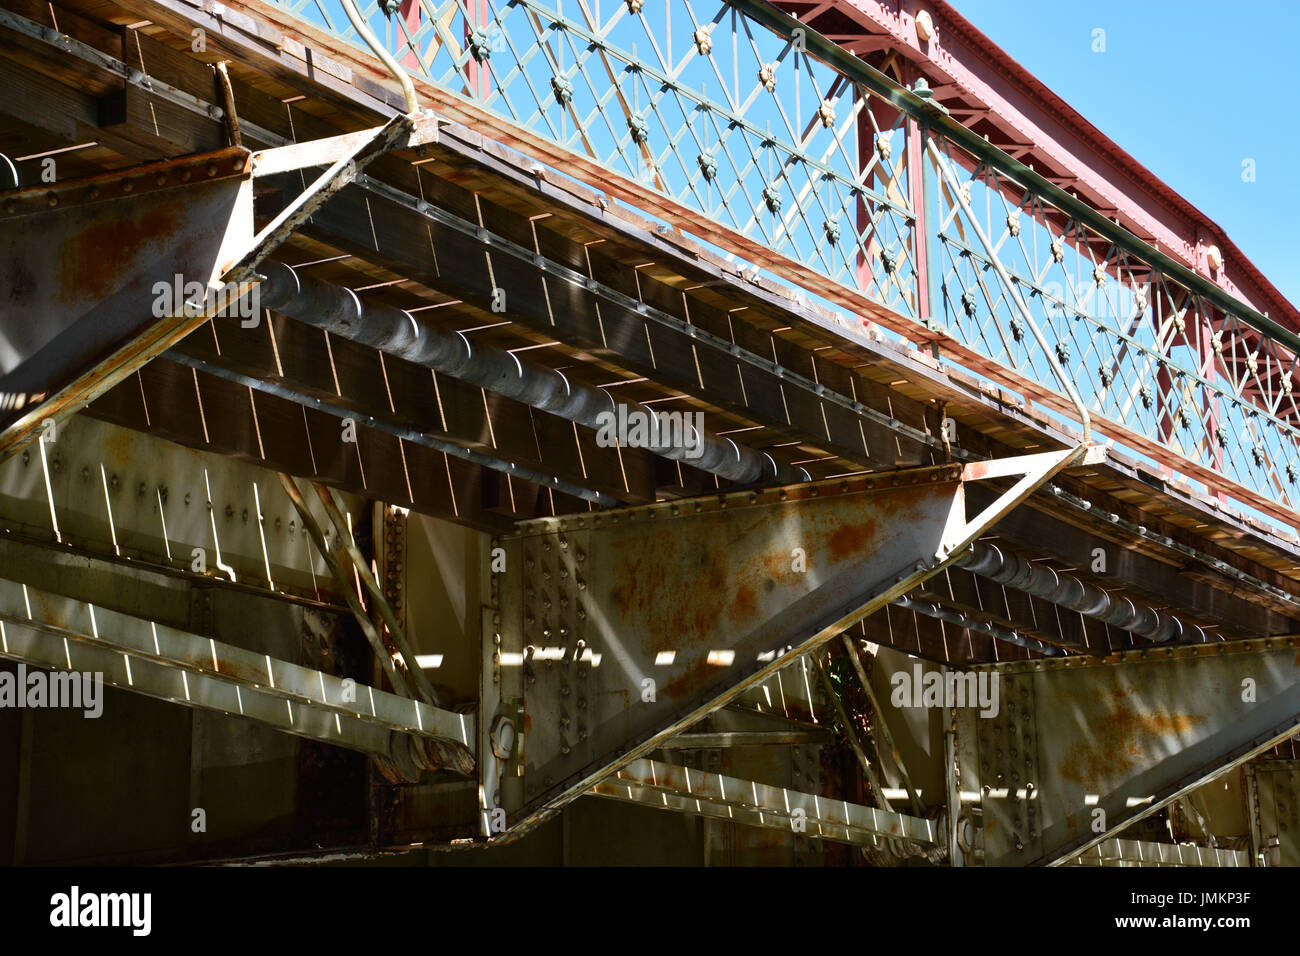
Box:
0;0;1298;865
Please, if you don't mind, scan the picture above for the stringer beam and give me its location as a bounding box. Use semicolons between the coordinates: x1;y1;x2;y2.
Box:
589;758;940;851
0;577;474;781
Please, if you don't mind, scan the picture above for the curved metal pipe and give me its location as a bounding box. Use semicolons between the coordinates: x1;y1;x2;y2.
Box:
0;152;17;189
339;0;419;115
956;541;1205;644
259;263;806;485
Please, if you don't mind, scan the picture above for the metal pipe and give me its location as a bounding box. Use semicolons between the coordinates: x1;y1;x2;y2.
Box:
258;262;805;485
338;0;419;115
892;594;1063;656
956;540;1206;644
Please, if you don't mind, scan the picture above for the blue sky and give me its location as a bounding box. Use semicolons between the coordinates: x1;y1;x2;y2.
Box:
950;0;1300;311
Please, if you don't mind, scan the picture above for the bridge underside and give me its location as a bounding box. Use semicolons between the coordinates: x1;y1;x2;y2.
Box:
0;0;1298;866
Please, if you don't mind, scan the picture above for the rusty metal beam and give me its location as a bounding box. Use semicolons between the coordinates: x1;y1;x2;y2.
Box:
0;577;474;779
962;638;1300;866
656;729;830;749
0;148;253;455
0;112;433;465
1069;837;1248;868
487;445;1093;836
590;758;940;849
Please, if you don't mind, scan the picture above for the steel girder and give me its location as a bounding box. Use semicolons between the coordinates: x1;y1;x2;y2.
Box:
483;445;1096;835
0;577;474;779
0;414;359;600
0;113;438;461
0;149;252;440
590;758;939;851
1245;760;1300;866
959;639;1300;866
1069;837;1248;868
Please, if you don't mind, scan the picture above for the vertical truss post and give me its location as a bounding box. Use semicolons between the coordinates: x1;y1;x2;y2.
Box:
398;0;423;70
943;696;963;866
917;121;942;335
465;0;492;100
902;66;934;330
1198;309;1228;506
814;655;892;811
842;635;925;816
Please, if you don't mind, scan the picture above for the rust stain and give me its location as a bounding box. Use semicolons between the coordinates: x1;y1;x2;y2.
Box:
62;205;177;307
102;426;137;468
763;552;787;579
1059;684;1205;788
828;518;878;561
600;486;943;703
658;657;718;702
730;583;756;622
610;528;732;656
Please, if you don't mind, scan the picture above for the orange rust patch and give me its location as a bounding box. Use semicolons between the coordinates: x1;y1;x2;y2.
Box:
658;659;711;701
828;519;878;562
62;206;176;307
730;583;756;622
763;552;787;579
1059;691;1205;788
610;526;743;654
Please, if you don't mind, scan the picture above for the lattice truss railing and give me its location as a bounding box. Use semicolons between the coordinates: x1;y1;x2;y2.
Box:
930;135;1300;515
276;0;920;315
265;0;1300;522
